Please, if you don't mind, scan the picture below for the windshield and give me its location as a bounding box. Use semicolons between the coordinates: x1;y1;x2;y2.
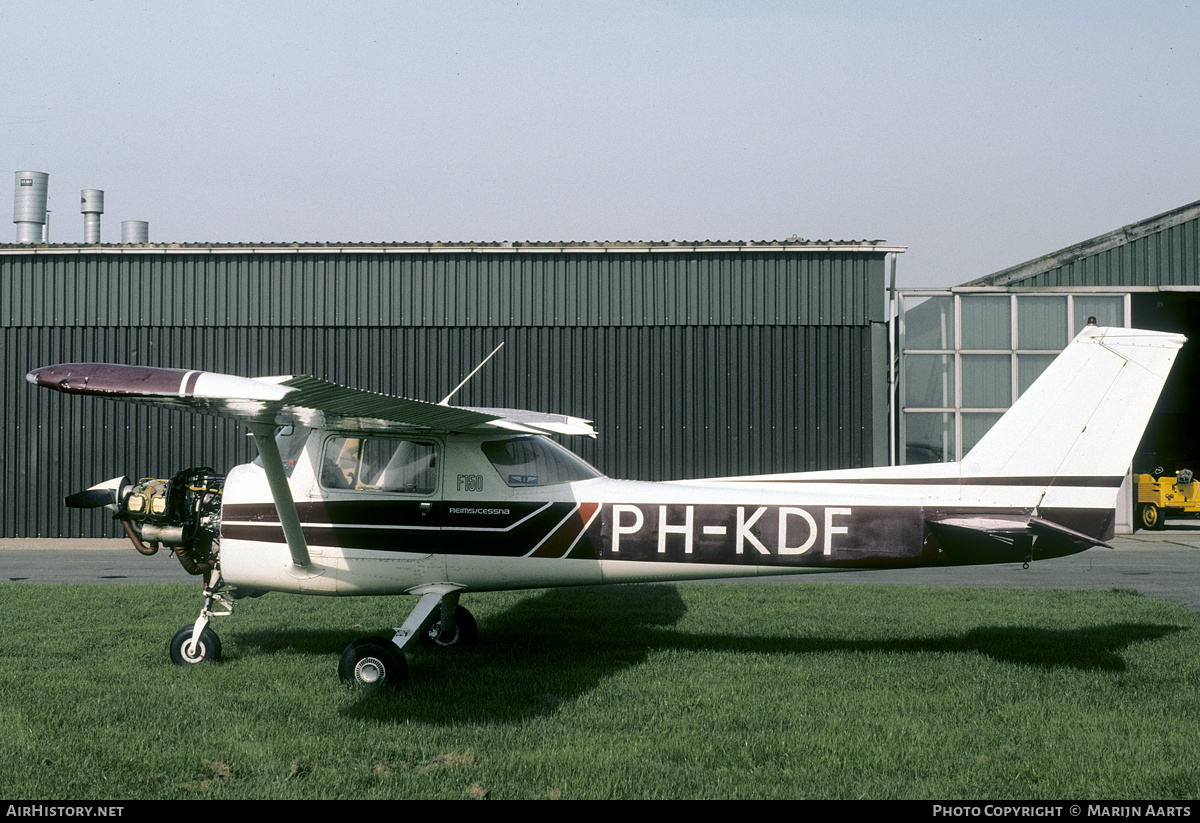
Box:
481;436;601;487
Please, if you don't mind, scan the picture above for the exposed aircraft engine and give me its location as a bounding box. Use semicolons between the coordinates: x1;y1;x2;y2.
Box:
67;468;225;575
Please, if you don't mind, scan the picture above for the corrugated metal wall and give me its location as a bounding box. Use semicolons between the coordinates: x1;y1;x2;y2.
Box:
2;251;883;327
1;249;888;537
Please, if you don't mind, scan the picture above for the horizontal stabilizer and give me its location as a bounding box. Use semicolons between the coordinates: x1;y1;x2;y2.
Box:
1028;516;1111;550
926;514;1032;565
926;510;1110;566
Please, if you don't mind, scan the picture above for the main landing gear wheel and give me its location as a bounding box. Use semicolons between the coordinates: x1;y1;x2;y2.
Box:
420;605;478;649
1138;503;1164;531
170;624;222;665
338;637;408;689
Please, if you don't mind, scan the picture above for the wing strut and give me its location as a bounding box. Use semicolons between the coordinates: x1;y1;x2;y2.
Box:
247;423;312;569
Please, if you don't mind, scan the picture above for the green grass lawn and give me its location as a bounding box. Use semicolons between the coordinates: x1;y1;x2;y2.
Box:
2;581;1198;799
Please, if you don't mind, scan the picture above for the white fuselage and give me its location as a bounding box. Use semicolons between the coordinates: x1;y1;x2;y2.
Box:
216;429;1114;596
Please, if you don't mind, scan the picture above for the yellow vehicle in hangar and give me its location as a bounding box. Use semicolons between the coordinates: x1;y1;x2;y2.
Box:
1136;468;1200;530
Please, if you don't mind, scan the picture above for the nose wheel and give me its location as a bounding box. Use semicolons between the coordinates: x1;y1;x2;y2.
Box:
170;624;222;665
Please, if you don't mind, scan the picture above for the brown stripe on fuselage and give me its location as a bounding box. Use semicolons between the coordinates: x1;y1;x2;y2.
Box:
529;501;600;559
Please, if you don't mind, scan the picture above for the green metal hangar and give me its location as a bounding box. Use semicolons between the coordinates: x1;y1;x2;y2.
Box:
898;199;1200;529
1;240;902;537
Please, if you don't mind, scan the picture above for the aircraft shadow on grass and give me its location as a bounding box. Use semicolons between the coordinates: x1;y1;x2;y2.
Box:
247;584;1188;724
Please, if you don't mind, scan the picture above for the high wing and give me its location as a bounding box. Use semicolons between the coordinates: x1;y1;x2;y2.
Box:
25;363;596;437
26;362;597;572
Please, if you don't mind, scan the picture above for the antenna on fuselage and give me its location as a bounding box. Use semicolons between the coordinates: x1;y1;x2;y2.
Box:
439;342;504;406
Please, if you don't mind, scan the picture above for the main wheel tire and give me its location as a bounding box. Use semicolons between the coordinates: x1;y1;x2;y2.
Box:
170;624;222;665
1138;503;1164;531
420;606;478;649
338;637;407;689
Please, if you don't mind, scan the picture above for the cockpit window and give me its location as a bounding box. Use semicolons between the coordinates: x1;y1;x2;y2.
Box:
481;436;601;487
321;436;438;494
252;425;312;477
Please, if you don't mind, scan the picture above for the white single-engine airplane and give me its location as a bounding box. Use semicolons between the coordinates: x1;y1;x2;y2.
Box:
27;325;1184;688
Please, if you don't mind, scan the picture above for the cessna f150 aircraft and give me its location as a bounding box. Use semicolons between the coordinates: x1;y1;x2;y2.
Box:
27;324;1184;688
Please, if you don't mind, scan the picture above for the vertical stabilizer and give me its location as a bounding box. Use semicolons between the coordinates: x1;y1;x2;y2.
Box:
929;325;1187;553
961;326;1184;486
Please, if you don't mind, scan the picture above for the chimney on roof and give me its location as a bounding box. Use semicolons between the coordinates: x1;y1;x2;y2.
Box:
81;189;104;243
121;220;148;244
14;171;49;244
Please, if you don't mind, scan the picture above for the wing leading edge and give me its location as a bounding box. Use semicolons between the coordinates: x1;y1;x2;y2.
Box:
26;363;596;437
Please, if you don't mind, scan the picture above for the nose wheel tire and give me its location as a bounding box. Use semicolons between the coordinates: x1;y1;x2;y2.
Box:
170;624;222;665
339;637;407;689
420;606;478;648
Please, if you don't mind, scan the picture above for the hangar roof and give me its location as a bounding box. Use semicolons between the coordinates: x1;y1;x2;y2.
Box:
0;239;905;255
963;199;1200;289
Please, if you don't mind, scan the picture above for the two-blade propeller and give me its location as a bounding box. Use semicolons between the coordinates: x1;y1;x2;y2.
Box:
64;476;131;511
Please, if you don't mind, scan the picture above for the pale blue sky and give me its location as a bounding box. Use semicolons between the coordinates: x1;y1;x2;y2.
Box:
3;1;1196;285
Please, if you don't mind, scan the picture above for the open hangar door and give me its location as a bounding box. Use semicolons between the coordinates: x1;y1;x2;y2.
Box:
1130;292;1200;477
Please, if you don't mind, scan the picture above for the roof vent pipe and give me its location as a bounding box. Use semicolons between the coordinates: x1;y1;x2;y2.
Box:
121;220;148;244
81;189;104;243
14;171;49;244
